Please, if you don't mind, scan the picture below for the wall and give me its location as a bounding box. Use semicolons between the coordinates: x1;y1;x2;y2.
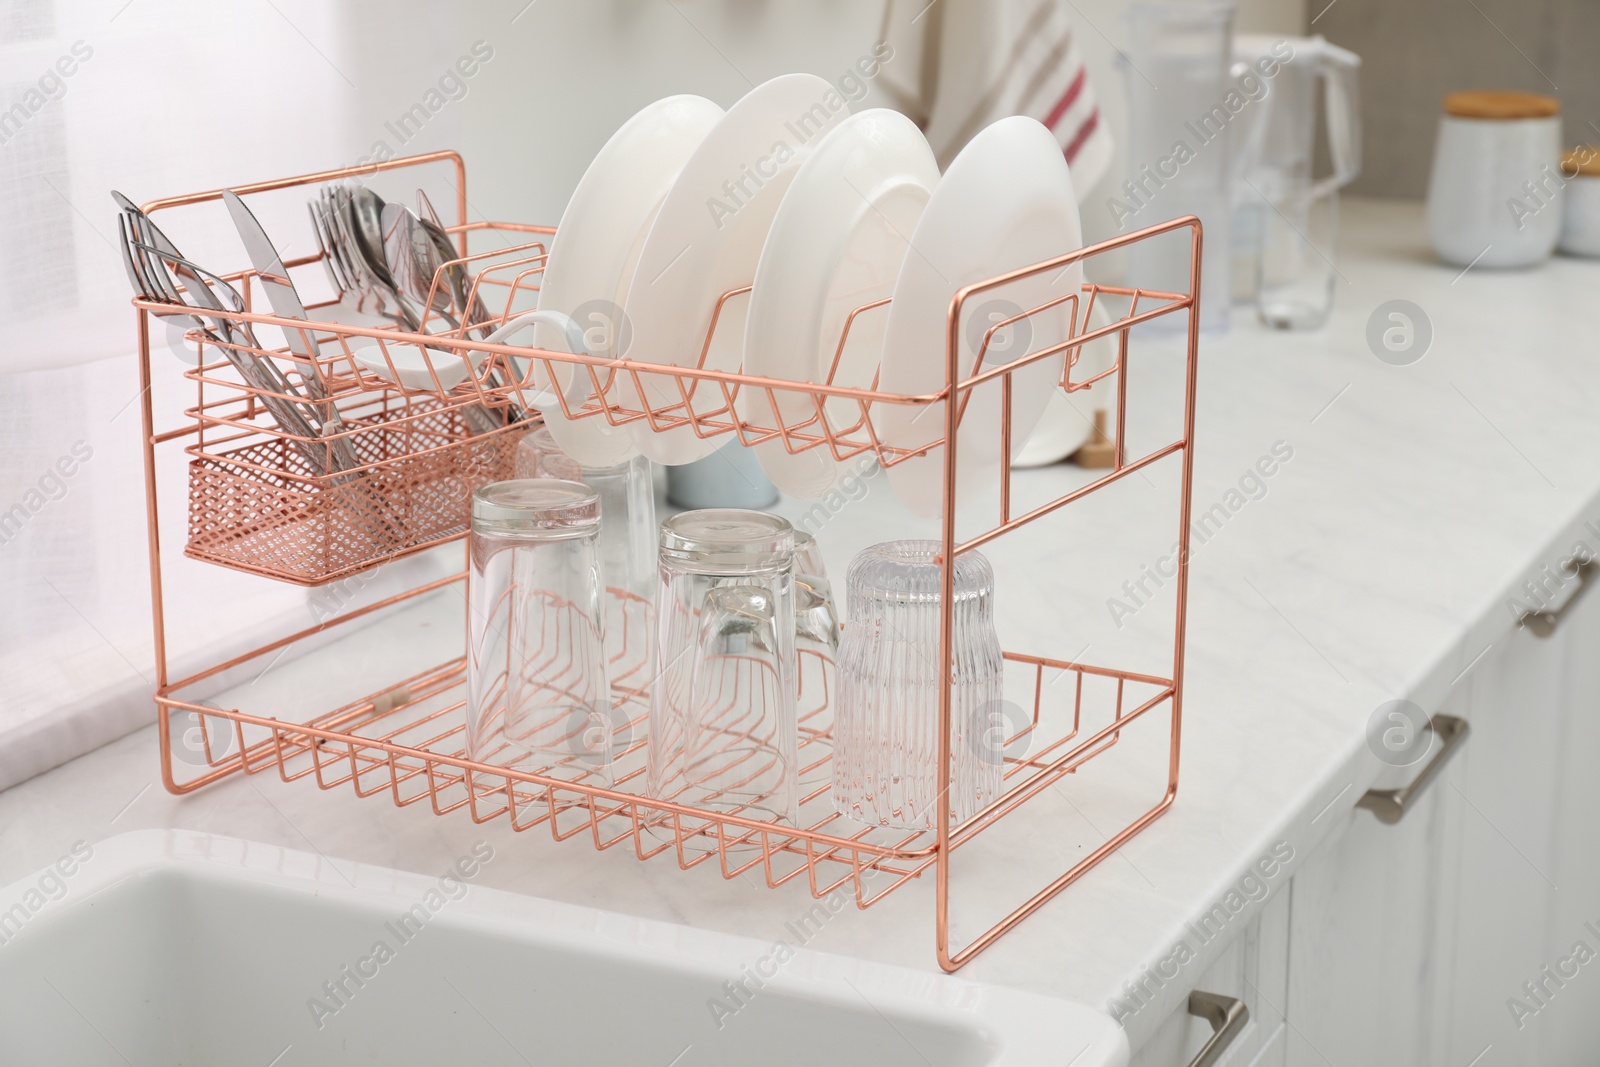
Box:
443;1;900;227
1318;0;1600;199
419;0;1310;234
1070;0;1309;246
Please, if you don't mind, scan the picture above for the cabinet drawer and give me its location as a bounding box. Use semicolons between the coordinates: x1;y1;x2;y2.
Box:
1129;887;1289;1067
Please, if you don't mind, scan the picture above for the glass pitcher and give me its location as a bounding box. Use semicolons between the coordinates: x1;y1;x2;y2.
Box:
1119;1;1269;334
1231;35;1362;327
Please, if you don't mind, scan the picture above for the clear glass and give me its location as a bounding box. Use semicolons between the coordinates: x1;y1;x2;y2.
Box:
792;530;839;789
1120;1;1240;333
515;425;657;724
1256;187;1338;330
514;425;581;481
649;509;798;833
466;479;613;784
1232;36;1362;304
793;528;828;580
833;540;1004;830
573;454;657;720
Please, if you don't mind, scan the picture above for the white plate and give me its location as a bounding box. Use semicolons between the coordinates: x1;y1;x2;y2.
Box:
877;116;1085;517
534;94;725;467
348;337;476;392
740;109;939;498
1012;299;1116;467
622;74;850;465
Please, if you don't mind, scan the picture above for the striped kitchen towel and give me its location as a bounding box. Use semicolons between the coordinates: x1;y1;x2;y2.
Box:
880;0;1113;194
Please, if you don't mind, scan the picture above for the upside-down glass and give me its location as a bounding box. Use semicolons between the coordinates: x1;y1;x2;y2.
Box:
466;480;613;784
833;540;1004;830
578;453;658;710
649;510;798;833
517;425;657;716
792;529;840;790
514;425;582;481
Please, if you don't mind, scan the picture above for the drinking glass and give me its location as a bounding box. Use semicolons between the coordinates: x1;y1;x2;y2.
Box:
649;510;798;832
833;540;1004;830
792;529;839;789
579;453;658;711
1256;186;1338;330
516;425;657;719
515;425;581;480
466;479;613;784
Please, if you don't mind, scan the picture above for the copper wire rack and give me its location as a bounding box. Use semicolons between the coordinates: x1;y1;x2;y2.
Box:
137;151;1201;972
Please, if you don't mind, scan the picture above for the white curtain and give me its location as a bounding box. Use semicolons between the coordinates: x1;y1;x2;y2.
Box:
0;0;473;789
0;0;364;373
0;0;1012;789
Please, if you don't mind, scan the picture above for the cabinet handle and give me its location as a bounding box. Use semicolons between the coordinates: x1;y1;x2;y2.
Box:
1520;559;1596;638
1357;714;1469;825
1186;990;1248;1067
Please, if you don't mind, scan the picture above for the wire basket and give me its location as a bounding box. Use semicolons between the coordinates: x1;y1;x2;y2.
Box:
185;396;524;584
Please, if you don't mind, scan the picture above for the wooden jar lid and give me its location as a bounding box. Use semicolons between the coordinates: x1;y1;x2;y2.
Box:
1444;90;1560;119
1563;147;1600;177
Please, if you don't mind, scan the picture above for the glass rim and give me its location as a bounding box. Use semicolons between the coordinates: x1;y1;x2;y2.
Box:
660;508;794;571
472;478;600;533
846;539;994;601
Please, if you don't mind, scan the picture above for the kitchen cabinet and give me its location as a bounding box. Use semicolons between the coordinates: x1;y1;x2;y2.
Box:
1284;570;1600;1067
1128;569;1600;1067
1039;571;1600;1067
1281;763;1450;1066
1536;578;1600;1065
1129;888;1289;1067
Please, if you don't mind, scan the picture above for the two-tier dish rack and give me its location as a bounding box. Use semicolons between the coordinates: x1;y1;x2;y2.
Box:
135;150;1201;972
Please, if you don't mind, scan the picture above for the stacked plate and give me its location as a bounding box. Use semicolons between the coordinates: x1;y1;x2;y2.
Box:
533;75;1089;517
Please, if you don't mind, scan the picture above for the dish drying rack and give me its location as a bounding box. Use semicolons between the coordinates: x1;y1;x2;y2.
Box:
136;151;1202;972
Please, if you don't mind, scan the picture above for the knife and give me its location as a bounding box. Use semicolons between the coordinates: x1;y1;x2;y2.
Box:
223;189;326;381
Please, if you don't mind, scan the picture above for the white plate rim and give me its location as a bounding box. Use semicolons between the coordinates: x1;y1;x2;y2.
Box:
876;116;1085;517
740;108;940;499
621;74;850;466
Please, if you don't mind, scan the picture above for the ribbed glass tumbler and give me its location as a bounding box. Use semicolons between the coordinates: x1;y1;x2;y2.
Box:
832;540;1005;830
466;479;614;784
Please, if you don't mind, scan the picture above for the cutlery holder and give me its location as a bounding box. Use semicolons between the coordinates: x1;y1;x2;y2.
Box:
133;150;1201;975
186;397;524;585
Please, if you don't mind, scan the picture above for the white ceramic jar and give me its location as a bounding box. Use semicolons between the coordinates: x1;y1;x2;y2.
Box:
1560;146;1600;256
1426;90;1563;268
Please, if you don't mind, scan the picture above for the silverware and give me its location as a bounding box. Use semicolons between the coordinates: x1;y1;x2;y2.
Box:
112;190;360;476
116;212;200;334
132;239;362;474
418;216;492;332
415;189;492;331
317;184;422;330
131;238;406;551
404;194;521;425
309;194;368;316
347;185;398;292
222;190;333;399
381;200;450;326
303;181;521;433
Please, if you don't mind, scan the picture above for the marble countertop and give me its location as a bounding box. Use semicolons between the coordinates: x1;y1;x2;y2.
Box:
6;199;1599;1050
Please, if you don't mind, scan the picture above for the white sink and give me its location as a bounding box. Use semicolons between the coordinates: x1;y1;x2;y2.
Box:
0;831;1126;1065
